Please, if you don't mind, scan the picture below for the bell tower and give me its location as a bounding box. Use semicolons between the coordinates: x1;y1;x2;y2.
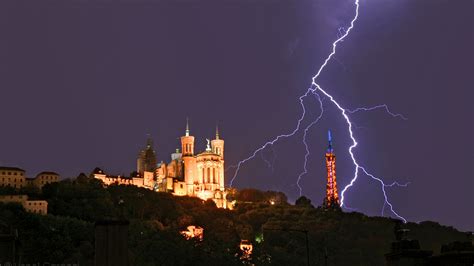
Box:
211;125;224;159
211;124;225;191
181;118;195;156
180;118;196;194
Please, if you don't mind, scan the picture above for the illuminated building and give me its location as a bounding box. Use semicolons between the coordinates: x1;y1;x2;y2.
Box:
0;195;48;215
239;240;253;260
180;225;204;241
323;130;340;209
93;138;158;190
0;167;59;189
93;119;229;209
28;171;60;189
0;167;26;188
156;120;228;208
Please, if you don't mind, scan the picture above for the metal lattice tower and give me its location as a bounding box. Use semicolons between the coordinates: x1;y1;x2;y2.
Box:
324;130;340;208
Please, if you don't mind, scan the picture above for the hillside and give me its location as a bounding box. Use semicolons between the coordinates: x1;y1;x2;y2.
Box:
0;177;468;265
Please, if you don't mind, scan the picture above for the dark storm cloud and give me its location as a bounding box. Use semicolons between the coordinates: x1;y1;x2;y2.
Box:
0;0;472;230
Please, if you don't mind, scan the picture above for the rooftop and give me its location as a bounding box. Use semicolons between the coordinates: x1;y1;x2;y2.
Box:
37;171;59;176
0;166;25;172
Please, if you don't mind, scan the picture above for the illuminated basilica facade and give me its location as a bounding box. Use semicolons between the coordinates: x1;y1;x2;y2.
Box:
156;121;227;208
94;120;229;208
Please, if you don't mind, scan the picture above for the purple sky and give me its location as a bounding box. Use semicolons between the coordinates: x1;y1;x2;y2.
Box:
0;0;472;231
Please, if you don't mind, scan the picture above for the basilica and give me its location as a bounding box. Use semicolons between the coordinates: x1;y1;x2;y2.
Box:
94;120;229;208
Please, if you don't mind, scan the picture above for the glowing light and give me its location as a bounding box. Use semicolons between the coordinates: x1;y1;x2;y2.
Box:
180;225;204;241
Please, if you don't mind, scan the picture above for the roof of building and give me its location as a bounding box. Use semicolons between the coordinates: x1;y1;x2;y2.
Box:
37;171;59;176
0;166;25;172
197;151;220;157
92;167;105;174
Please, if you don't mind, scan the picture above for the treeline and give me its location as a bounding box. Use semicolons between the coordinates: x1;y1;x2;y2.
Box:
0;176;468;265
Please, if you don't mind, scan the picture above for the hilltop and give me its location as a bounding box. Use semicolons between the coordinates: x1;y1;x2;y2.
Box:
0;176;468;265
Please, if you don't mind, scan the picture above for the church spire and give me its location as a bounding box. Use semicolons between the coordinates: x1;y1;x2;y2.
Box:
215;124;220;140
146;135;153;149
185;117;190;137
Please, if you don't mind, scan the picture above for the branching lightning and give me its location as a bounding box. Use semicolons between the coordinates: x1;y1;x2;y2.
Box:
346;104;408;120
229;0;408;222
229;89;314;186
296;92;324;196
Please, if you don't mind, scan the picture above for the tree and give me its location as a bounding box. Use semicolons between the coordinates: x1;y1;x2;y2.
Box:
295;196;313;208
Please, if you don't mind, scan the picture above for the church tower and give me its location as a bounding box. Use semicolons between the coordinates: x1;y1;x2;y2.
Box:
211;125;224;159
324;130;340;209
181;118;194;156
211;125;225;190
137;137;157;175
181;119;196;194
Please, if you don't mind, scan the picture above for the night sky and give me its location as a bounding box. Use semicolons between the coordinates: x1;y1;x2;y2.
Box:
0;0;472;231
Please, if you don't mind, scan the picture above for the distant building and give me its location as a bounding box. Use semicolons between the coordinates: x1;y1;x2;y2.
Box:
95;220;129;266
385;226;474;266
0;167;59;189
0;167;26;189
93;168;155;190
429;241;474;266
180;225;204;241
137;138;157;175
0;226;19;265
155;120;227;208
239;240;253;260
0;195;48;215
27;171;60;189
94;120;230;209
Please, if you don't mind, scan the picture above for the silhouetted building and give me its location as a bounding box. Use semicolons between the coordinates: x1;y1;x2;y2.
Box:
385;230;432;266
137;137;157;175
385;225;474;266
95;220;129;266
0;225;19;265
429;241;474;266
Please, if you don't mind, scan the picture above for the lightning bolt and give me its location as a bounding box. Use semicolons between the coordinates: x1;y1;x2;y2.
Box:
260;146;277;173
346;104;408;120
296;92;324;196
229;89;314;186
230;0;408;222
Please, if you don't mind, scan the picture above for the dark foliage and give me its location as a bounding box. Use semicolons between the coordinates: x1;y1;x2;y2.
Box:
0;179;467;265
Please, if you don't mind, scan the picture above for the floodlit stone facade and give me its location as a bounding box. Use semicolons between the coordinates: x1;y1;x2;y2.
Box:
0;167;59;189
29;171;60;189
0;195;48;215
0;167;26;188
93;168;155;190
93;120;230;209
156;121;228;208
